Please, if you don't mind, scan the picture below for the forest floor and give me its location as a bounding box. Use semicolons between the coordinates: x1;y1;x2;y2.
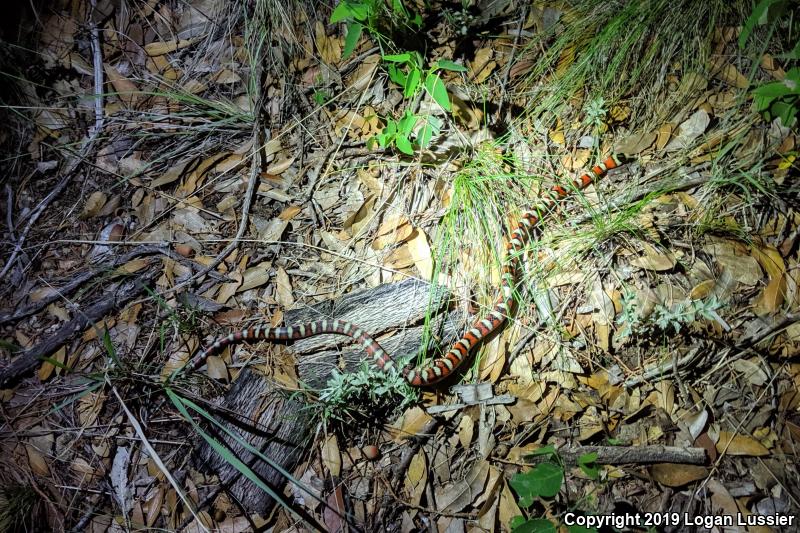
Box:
1;0;799;531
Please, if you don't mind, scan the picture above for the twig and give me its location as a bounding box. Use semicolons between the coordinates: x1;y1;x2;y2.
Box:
624;346;703;388
494;445;707;466
0;245;228;325
0;135;99;281
0;269;156;388
89;0;105;136
495;3;528;120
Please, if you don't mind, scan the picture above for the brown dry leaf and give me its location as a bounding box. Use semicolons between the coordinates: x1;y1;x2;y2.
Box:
116;258;150;275
266;156;295;175
405;450;427;506
649;463;709;487
665;109;710;151
279;205;302;221
80;191;108;219
435;459;490;512
274;267;294;307
373;215;414;249
456;414;474;448
714;62;749;89
630;242;676;271
315;21;341;64
346;54;380;92
321;435;342;477
753;275;786;315
704;241;762;286
206;356;228;380
549;118;566;146
104;64;140;108
38;345;65;381
656;123;674;150
479;332;505;383
498;481;523;528
144;38;196;56
150;159;191;188
391;406;433;442
616;130;656;154
470;47;493;79
407;228;434;280
216;272;243;305
78;391;106;427
237;261;272;293
716;431;770;456
25;442;51;476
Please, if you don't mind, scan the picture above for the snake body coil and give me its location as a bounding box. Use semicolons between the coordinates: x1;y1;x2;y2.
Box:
183;155;624;386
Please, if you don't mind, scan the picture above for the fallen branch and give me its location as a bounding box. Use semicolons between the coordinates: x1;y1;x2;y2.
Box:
0;269;156;388
502;445;707;466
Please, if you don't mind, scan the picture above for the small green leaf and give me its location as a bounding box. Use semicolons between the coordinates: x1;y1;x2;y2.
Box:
771;100;798;126
416;115;442;148
510;516;528;529
577;452;600;480
752;81;794;99
395;134;414;155
511;518;557;533
388;64;406;86
434;59;468;72
777;41;800;60
348;1;370;21
330;1;353;23
383;52;412;63
425;72;450;111
739;0;786;49
404;67;421;98
510;463;564;506
343;22;363;59
397;111;417;134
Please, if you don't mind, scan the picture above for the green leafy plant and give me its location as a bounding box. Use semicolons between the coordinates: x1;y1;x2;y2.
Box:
316;362;415;426
739;0;799;126
616;289;725;339
330;0;421;58
370;52;467;154
508;446;600;533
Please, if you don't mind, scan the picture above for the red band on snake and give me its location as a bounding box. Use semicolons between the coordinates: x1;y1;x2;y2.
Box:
179;155;624;386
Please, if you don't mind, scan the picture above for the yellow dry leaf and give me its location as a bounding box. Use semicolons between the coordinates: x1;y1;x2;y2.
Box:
321;434;341;477
104;64;139;107
315;21;341;64
716;431;770;456
144;39;195;56
630;242;676;271
498;482;523;527
753;274;786;316
479;333;505;383
470;47;493;79
25;443;51;476
649;464;709;487
238;261;272;293
274;267;294;307
115;258;149;275
373;215;413;249
392;406;433;442
689;279;715;300
549;127;565;146
556;44;575;77
80;191;108;219
656;123;674;151
456;414;474;448
38;345;65;381
278;205;302;221
405;450;427;506
407;228;434;280
714;63;749;89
